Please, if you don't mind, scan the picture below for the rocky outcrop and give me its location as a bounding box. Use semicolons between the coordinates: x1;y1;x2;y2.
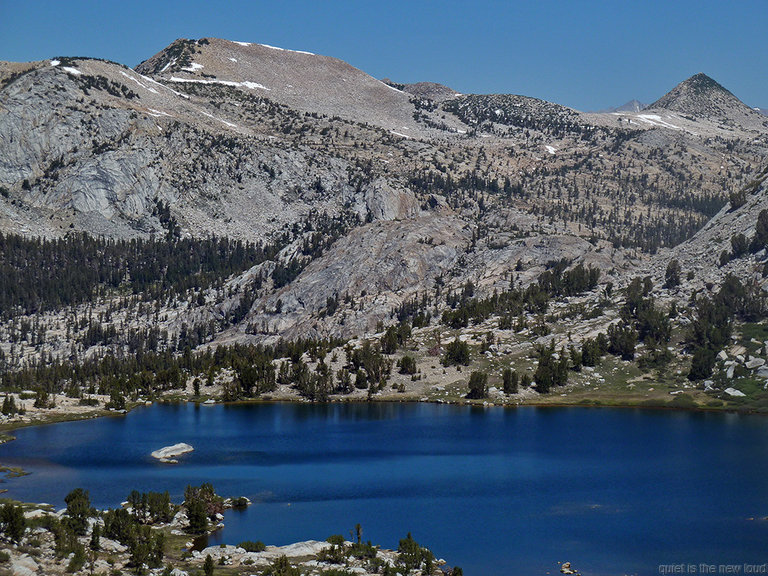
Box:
151;442;194;463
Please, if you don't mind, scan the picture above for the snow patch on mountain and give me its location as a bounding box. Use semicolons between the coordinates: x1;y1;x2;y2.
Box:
119;70;159;94
259;43;315;56
168;76;270;91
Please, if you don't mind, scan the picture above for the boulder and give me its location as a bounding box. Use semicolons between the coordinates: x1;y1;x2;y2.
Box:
11;555;38;576
151;443;194;462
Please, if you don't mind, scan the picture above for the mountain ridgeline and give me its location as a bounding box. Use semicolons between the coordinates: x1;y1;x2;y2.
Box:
1;37;768;411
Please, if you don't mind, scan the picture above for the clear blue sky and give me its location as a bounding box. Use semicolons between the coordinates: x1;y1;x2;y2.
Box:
1;0;765;111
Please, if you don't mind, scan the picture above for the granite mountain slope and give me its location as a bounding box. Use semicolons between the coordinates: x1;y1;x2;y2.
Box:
0;38;767;360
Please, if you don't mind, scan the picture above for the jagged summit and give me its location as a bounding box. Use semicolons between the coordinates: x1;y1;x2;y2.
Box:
648;73;764;128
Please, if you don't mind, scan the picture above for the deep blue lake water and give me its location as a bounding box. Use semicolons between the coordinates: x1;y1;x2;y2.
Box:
1;402;767;575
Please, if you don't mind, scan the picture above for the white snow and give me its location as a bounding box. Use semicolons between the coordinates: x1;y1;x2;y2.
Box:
200;110;239;129
168;76;270;91
544;145;557;155
232;41;251;46
159;58;176;73
724;387;746;397
636;114;681;130
259;43;315;55
382;82;404;93
241;81;269;90
228;57;238;62
119;71;158;94
494;108;503;116
140;74;190;99
50;59;60;67
62;66;82;76
147;108;171;117
390;131;410;139
181;62;203;72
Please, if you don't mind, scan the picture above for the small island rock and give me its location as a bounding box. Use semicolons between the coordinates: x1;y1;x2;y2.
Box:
151;443;194;463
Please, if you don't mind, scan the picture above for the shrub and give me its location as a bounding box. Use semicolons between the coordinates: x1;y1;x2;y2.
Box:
397;355;417;375
442;340;470;366
0;503;25;543
502;368;518;394
664;259;681;289
239;540;266;552
466;371;488;399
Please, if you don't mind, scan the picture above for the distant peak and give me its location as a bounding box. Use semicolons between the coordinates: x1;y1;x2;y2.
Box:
679;73;732;96
647;72;756;122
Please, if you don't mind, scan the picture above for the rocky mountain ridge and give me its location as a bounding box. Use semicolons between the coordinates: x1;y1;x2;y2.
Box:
0;37;767;378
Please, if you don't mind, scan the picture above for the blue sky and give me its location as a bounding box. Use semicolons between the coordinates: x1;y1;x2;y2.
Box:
1;0;765;111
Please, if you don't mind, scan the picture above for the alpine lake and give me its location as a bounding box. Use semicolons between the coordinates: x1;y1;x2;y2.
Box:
1;402;767;576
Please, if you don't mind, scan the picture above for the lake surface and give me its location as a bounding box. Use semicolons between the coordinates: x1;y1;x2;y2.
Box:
1;402;767;575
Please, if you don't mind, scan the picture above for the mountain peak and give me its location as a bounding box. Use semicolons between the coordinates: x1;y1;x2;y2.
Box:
681;72;731;94
648;73;758;124
612;99;646;113
134;37;422;131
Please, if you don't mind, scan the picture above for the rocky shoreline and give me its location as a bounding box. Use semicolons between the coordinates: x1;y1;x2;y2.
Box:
0;488;452;576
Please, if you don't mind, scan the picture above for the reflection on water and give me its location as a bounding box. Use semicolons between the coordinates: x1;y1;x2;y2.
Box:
1;403;767;576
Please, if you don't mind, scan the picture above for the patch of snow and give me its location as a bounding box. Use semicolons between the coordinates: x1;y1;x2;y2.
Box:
494;108;503;116
141;75;189;99
724;387;746;397
160;58;176;73
200;110;238;129
636;114;682;131
232;40;251;46
147;108;171;117
241;81;269;90
62;66;82;76
259;43;315;55
168;76;270;91
119;70;158;94
382;81;404;93
544;145;557;155
228;57;237;62
181;62;203;72
390;131;410;139
50;59;60;67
